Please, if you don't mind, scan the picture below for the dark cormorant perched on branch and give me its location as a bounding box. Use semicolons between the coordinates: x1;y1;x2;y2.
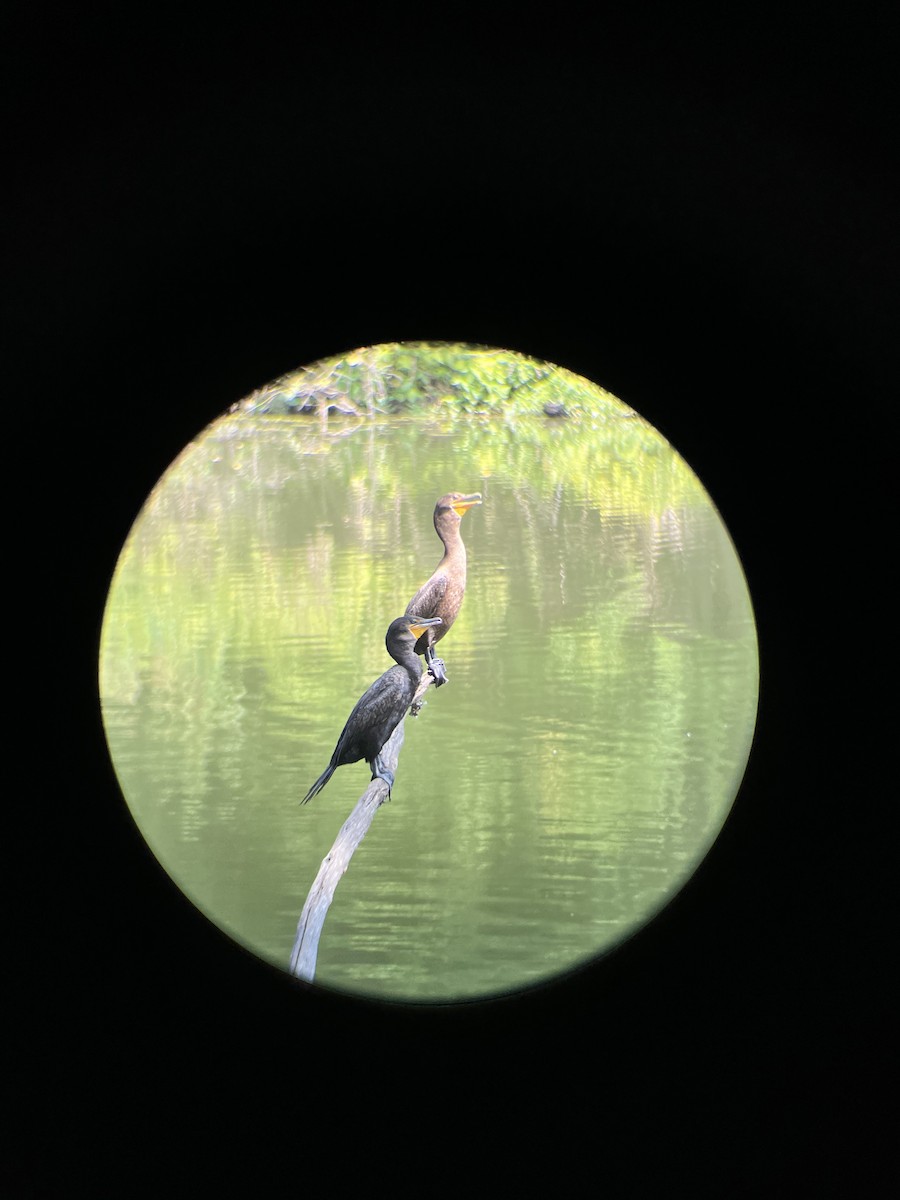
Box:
302;614;442;803
405;492;481;686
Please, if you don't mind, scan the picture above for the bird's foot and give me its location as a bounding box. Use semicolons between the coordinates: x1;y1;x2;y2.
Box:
371;757;395;798
427;657;449;687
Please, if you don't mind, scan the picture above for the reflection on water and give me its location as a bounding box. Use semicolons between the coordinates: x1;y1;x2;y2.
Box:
100;411;757;1002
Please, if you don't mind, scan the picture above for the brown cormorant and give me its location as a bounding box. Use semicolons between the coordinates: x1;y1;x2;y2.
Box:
302;614;442;802
405;492;481;686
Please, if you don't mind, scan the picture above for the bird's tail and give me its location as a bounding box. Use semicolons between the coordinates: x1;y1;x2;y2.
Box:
301;763;335;804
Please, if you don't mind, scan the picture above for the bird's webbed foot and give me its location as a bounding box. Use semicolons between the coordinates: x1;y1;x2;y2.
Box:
371;755;395;798
427;656;449;687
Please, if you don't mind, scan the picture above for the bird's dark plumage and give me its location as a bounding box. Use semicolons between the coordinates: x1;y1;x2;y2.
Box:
302;614;442;802
405;491;481;685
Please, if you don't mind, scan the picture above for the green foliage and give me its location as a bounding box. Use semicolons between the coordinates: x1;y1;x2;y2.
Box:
233;341;702;518
238;341;622;419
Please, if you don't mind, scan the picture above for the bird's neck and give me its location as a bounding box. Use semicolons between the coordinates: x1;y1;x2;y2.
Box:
439;526;467;569
392;647;423;680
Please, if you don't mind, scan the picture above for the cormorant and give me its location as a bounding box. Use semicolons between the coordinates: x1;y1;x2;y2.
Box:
302;614;442;803
405;492;481;686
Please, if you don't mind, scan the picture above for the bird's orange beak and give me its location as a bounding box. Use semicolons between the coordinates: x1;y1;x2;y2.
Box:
451;493;482;517
408;616;443;640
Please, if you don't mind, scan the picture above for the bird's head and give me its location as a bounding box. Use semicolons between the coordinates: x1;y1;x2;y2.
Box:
386;614;442;652
434;492;482;531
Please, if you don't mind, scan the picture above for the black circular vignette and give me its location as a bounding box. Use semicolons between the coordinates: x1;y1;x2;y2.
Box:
9;6;894;1193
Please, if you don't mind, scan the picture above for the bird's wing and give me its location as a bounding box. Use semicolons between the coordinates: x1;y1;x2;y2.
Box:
334;666;408;761
406;571;448;617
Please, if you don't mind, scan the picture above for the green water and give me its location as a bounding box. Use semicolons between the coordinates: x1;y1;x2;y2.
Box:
100;399;757;1003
